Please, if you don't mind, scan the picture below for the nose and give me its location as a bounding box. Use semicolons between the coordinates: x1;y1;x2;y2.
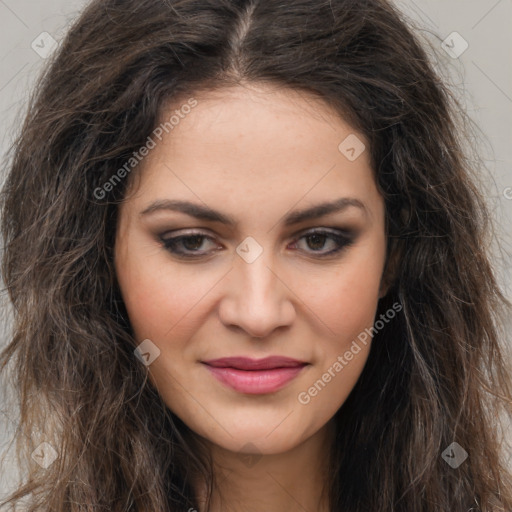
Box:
218;247;296;339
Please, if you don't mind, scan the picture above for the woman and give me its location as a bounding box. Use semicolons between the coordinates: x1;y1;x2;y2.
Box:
1;0;511;510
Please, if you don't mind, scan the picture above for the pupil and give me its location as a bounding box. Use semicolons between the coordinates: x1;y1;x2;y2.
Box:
183;236;203;250
308;234;326;250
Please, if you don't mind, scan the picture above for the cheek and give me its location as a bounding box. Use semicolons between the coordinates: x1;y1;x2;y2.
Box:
117;266;193;341
306;249;385;349
335;271;381;341
294;256;383;415
115;247;222;347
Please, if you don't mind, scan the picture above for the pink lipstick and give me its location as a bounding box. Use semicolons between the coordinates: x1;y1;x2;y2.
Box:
202;356;308;394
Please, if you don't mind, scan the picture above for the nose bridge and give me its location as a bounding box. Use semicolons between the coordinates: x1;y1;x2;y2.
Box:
235;237;279;306
219;236;294;337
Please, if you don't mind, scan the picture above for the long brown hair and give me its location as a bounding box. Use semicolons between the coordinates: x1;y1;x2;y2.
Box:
1;0;511;510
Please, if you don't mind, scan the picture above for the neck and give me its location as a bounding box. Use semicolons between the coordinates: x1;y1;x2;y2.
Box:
192;419;335;512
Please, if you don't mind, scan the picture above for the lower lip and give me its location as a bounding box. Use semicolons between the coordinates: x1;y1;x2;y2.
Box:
203;364;307;394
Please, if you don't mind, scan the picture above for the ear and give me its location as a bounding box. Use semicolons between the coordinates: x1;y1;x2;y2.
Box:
378;236;402;299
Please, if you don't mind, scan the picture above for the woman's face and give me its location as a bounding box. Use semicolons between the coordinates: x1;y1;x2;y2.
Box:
114;84;388;456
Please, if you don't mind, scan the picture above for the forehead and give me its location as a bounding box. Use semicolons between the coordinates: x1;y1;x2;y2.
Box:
121;84;382;226
160;83;361;159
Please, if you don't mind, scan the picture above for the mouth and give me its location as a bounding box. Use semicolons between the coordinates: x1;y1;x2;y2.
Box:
201;356;309;394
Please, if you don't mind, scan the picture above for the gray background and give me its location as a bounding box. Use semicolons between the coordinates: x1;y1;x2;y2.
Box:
0;0;511;498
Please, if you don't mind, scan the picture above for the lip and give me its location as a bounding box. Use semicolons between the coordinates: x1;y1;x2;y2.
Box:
202;356;309;394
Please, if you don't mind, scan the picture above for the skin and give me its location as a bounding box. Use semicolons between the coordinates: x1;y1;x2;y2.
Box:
114;82;389;512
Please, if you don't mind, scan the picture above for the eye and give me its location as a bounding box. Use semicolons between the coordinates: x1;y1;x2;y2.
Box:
289;228;354;257
159;228;355;259
160;232;219;258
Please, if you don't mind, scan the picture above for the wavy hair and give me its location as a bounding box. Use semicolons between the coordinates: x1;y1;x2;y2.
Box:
1;0;512;510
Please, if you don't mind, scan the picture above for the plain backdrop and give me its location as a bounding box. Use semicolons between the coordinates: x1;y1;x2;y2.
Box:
0;0;511;499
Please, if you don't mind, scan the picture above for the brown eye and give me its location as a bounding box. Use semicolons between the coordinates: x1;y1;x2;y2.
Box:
160;233;218;258
291;229;355;257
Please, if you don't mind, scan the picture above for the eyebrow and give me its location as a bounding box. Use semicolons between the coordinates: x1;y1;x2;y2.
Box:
139;197;368;226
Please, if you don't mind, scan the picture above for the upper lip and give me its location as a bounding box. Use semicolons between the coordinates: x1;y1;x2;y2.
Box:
202;356;308;370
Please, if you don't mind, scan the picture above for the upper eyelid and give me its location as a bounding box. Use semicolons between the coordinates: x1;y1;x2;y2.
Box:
160;226;353;238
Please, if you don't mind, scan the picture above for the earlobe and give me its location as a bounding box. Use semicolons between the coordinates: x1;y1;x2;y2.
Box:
378;278;391;299
379;237;402;298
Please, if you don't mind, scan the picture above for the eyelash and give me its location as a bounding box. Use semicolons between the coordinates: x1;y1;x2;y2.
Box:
159;228;355;259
